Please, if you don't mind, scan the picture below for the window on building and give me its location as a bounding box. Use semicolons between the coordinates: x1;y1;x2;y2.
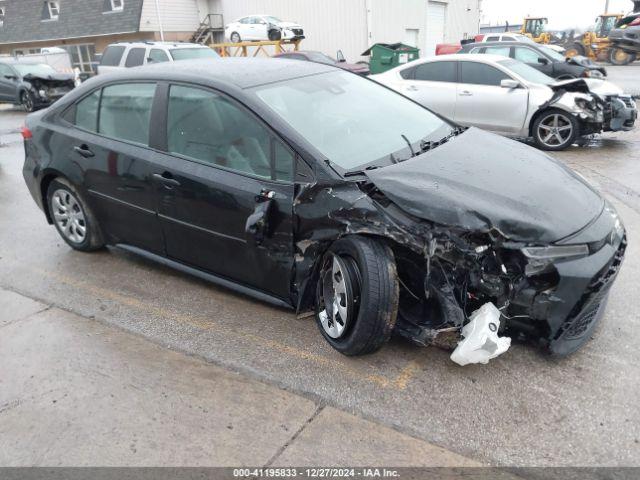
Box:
99;83;156;145
167;85;289;181
43;1;60;20
59;44;97;73
460;61;510;86
103;0;124;13
0;7;5;28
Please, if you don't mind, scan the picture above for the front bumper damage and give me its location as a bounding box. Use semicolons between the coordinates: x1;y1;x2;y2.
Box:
604;95;637;131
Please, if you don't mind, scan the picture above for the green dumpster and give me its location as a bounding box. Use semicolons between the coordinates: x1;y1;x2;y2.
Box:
361;43;420;74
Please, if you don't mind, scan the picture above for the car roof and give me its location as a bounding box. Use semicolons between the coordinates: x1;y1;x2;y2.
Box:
95;57;335;89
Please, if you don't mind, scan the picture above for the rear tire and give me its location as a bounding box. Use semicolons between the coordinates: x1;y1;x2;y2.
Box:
532;108;580;151
315;236;399;356
47;178;104;252
609;48;636;65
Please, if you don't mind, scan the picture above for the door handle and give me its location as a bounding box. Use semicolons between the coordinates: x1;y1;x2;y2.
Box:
152;172;181;188
459;90;473;96
73;144;94;158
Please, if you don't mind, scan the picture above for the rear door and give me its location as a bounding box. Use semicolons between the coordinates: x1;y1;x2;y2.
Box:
63;82;164;253
151;83;296;299
400;61;457;119
454;60;529;133
0;64;17;101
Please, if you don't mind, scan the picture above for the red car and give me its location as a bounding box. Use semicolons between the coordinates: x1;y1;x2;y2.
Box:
274;50;369;75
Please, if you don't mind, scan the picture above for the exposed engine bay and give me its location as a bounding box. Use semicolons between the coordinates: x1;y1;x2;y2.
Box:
23;72;75;105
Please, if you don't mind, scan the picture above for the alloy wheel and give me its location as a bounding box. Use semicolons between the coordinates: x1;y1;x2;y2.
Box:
21;92;34;113
51;189;87;244
230;32;240;43
319;255;353;339
537;113;574;148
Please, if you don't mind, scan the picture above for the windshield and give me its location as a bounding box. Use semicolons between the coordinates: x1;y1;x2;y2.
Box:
305;52;336;65
253;71;450;172
12;63;57;77
498;59;555;85
539;45;565;62
170;48;220;61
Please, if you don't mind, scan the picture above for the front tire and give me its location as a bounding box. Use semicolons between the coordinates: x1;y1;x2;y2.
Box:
609;48;636;66
532;108;579;151
315;236;399;356
20;91;35;113
230;32;241;43
47;178;104;252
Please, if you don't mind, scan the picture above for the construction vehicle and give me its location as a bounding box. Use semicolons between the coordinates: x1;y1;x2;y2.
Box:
520;17;552;44
565;13;636;65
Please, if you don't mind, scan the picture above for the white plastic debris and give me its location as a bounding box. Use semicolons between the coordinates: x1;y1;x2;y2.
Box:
450;302;511;366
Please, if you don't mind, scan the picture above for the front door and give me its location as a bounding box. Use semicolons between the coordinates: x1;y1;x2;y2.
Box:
455;61;529;133
152;83;295;299
65;82;164;253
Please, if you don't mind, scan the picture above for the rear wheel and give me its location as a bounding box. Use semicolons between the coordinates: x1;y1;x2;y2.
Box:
532;108;579;151
47;178;104;251
565;43;586;58
315;236;399;356
609;47;636;65
230;32;241;43
20;91;35;113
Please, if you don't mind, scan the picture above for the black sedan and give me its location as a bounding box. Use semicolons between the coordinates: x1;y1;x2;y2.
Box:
459;41;607;80
0;60;75;112
21;59;625;360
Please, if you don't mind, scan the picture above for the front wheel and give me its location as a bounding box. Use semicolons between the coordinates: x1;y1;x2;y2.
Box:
230;32;241;43
20;91;35;113
609;48;636;66
315;236;399;356
47;178;105;251
532;108;579;151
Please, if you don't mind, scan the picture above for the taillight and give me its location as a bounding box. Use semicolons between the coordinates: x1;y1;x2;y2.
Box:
21;125;32;139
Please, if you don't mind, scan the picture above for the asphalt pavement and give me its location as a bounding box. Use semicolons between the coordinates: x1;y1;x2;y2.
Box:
1;68;640;467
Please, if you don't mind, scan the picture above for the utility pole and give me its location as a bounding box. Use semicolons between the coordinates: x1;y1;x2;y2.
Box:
154;0;165;41
604;0;610;13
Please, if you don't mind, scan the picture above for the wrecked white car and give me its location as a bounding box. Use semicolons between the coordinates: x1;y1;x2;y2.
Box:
373;54;636;151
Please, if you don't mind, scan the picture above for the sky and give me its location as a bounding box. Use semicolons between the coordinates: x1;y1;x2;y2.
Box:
481;0;634;30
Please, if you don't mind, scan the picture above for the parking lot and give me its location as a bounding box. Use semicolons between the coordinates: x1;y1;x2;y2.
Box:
1;65;639;467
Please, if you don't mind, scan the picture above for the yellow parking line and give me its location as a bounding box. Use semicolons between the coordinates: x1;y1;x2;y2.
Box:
29;266;394;389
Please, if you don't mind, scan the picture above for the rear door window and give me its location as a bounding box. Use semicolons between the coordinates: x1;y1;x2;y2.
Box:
98;83;156;145
124;48;146;67
460;62;510;86
414;61;457;82
100;45;125;66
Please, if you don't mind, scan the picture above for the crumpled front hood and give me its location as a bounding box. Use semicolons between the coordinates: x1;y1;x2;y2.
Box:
24;72;75;83
365;128;604;243
551;78;623;96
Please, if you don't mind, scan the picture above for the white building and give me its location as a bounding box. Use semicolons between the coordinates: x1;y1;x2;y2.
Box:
141;0;482;61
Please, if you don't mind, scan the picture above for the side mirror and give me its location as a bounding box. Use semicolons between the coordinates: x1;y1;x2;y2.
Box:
336;49;346;63
501;79;520;89
538;57;549;65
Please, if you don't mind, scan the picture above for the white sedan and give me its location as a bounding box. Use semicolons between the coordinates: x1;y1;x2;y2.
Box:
224;15;304;43
373;54;636;151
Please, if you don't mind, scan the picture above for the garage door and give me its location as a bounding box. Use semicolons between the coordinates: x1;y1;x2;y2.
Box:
425;1;447;57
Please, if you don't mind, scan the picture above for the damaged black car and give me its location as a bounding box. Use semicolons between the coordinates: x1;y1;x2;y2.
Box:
0;60;76;112
21;59;626;363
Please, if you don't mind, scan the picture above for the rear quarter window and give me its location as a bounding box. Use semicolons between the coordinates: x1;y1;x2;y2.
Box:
74;90;100;132
100;46;126;66
414;61;457;82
